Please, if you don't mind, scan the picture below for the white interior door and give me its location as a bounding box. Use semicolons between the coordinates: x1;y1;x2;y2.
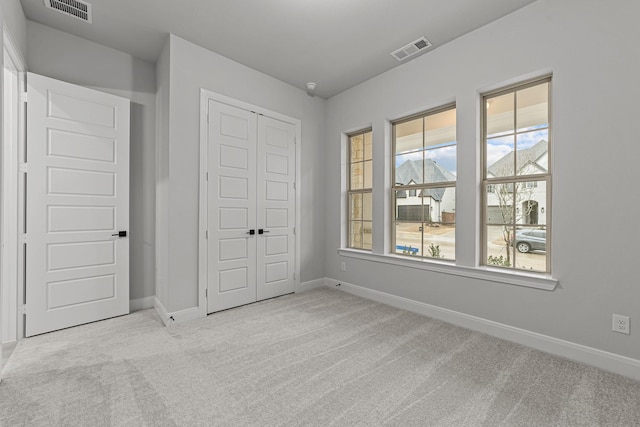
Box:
25;72;130;337
207;100;257;313
207;100;296;313
256;116;296;300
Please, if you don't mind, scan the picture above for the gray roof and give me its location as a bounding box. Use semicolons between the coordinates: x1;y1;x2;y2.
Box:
395;159;455;201
488;139;548;177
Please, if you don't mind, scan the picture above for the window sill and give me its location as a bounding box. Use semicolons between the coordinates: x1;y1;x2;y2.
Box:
337;248;558;291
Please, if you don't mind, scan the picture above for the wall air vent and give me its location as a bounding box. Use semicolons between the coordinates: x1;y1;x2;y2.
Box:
391;37;432;61
44;0;92;23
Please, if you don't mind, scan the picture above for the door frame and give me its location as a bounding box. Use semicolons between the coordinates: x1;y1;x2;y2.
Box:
197;89;301;317
1;26;27;353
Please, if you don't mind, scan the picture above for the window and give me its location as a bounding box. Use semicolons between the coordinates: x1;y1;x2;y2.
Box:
483;77;551;273
348;129;373;250
392;105;456;260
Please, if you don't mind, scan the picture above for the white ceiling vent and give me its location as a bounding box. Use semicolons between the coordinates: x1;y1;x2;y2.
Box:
391;37;432;61
44;0;92;23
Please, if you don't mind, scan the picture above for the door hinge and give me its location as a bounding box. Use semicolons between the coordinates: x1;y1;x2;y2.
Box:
206;172;208;181
19;234;26;244
19;163;27;173
19;304;26;315
20;92;27;103
205;289;208;298
293;227;296;235
293;182;296;190
205;230;208;239
293;272;296;280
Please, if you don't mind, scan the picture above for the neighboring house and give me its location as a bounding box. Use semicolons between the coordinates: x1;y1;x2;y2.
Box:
486;139;548;225
395;159;456;223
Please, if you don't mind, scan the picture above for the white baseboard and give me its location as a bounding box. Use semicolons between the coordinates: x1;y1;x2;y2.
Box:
325;278;640;381
297;278;327;293
130;296;155;312
154;297;170;326
154;297;200;326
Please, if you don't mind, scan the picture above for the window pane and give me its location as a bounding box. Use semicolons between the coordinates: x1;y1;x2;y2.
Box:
395;222;422;256
486;135;515;177
350;221;363;248
516;82;549;133
362;192;372;221
395;152;422;185
425;108;456;149
364;160;372;189
424;145;457;182
486;92;514;138
515;180;547;225
486;183;514;225
486;225;514;268
516;130;549;176
351;163;364;190
514;226;547;272
395;117;423;154
364;131;373;161
350;134;364;162
349;193;362;221
362;221;372;250
423;223;455;260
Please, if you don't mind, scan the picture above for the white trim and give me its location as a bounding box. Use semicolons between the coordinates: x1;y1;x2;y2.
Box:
129;296;155;312
198;89;302;317
154;297;170;326
338;248;557;291
325;278;640;381
155;298;200;326
297;278;327;293
2;28;27;351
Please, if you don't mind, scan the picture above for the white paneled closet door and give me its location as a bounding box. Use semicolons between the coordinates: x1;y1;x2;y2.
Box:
207;99;296;313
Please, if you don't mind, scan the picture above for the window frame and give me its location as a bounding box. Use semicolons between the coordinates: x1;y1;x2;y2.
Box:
347;128;373;251
391;103;457;261
481;76;552;274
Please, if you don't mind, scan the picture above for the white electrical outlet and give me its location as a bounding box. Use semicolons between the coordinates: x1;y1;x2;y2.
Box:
612;314;630;335
340;262;346;272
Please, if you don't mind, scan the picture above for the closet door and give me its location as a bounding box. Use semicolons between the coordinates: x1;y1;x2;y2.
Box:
207;101;257;313
256;116;296;301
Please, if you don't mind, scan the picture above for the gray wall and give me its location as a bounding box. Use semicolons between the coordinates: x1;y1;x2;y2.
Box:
2;0;26;56
325;0;640;360
157;35;326;313
26;22;156;303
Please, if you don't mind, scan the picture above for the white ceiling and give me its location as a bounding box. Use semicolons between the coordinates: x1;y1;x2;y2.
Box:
20;0;537;98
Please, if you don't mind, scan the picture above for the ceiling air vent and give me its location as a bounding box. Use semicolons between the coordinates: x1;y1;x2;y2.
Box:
44;0;92;23
391;37;432;61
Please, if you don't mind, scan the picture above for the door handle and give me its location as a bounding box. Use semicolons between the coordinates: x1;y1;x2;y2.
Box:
246;229;255;235
258;229;270;235
112;231;127;237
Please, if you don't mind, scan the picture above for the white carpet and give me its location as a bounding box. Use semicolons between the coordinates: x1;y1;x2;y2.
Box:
1;287;639;426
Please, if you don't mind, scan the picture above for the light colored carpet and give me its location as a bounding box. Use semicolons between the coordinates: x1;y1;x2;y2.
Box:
1;287;639;426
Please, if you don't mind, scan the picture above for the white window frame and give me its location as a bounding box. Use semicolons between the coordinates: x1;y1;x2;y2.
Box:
391;104;457;261
346;129;373;251
481;76;552;274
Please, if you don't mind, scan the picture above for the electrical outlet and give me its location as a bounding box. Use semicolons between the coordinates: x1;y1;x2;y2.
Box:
340;262;346;272
612;314;630;335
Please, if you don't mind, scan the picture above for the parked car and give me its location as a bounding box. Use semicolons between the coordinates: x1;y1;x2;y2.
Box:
513;229;546;253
